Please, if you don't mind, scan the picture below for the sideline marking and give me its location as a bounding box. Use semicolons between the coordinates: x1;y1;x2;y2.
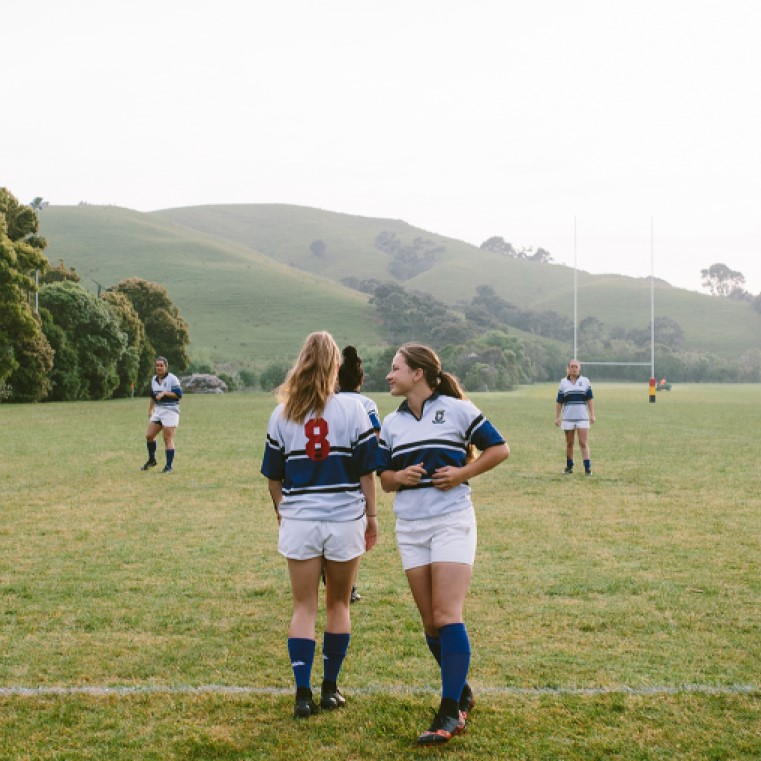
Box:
1;684;758;698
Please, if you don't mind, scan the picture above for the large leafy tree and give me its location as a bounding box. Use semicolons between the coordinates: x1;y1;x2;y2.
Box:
110;278;191;375
700;263;746;297
101;290;151;396
0;188;54;401
39;281;127;400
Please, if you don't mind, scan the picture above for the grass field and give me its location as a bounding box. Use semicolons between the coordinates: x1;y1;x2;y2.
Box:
1;384;760;760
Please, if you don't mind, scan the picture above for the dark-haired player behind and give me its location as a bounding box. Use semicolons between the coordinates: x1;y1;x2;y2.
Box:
338;345;381;603
141;356;182;473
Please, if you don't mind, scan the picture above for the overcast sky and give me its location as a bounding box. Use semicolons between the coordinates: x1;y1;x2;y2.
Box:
5;0;760;294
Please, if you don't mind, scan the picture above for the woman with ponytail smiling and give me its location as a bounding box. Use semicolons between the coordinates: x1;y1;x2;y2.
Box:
378;343;509;746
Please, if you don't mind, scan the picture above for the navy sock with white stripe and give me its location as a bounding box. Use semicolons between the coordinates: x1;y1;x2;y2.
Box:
288;637;315;690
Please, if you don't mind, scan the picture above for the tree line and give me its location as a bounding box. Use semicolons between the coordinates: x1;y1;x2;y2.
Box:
1;188;190;403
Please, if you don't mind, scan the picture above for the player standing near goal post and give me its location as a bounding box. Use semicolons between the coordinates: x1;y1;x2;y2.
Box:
555;358;596;476
141;356;182;474
378;343;509;746
261;332;379;718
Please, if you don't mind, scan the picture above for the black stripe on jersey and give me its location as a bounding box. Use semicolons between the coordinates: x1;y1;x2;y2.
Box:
284;484;362;496
265;435;285;451
464;414;485;440
391;438;468;457
356;428;378;445
285;446;353;459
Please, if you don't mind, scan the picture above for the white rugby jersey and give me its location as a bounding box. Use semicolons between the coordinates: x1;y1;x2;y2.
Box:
339;391;381;431
556;375;593;422
378;393;505;521
151;373;182;411
261;394;379;522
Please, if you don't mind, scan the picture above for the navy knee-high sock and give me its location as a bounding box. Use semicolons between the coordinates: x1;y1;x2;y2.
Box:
322;632;350;686
439;623;471;715
287;638;315;690
147;440;157;460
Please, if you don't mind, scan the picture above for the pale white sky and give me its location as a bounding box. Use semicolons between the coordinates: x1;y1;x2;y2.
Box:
5;0;760;294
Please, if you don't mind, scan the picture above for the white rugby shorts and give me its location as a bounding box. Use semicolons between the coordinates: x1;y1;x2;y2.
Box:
561;420;589;431
395;506;477;571
279;515;367;562
150;407;180;428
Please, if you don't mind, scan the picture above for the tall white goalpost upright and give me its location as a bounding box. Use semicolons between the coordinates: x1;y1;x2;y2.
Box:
572;217;657;402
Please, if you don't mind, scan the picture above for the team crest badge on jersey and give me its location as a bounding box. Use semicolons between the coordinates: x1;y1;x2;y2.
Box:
433;410;446;424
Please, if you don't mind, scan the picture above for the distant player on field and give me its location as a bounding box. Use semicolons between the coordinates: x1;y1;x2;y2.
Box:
141;356;182;474
555;358;595;475
261;332;379;718
378;343;509;746
337;344;381;604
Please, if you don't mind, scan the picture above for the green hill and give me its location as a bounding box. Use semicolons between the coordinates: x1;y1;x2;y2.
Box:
39;203;761;368
152;204;761;359
39;205;384;365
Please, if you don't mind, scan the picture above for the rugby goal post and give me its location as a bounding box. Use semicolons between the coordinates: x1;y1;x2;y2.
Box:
572;218;656;402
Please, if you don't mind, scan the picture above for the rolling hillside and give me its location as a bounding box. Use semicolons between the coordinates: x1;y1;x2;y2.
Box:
153;204;761;359
38;205;384;365
39;203;761;367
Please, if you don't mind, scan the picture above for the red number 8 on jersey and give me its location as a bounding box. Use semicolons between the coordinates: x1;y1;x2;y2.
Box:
305;417;331;461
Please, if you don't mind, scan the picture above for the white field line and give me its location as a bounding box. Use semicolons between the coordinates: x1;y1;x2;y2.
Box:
0;684;758;698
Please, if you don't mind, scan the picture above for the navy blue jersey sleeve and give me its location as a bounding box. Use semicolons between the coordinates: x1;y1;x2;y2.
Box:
261;433;285;480
172;385;183;398
467;415;505;451
353;428;380;475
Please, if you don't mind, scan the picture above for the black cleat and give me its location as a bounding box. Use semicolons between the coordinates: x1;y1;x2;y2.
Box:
584;469;592;476
563;466;574;475
161;465;174;474
141;459;157;471
294;688;319;718
350;586;361;604
416;710;466;746
459;683;475;719
320;683;346;710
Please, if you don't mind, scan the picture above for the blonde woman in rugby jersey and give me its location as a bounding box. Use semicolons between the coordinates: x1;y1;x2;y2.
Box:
378;343;509;746
555;358;595;475
261;332;379;719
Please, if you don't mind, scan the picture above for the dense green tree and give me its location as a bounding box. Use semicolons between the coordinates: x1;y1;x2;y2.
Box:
101;290;150;396
479;236;517;256
309;239;326;258
41;259;81;284
260;360;290;392
39;281;127;400
111;278;190;372
700;263;746;297
0;188;54;401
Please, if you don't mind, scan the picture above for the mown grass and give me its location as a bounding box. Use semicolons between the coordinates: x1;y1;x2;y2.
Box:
1;384;760;759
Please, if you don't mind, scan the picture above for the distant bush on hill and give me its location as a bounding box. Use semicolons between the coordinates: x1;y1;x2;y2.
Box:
374;231;445;280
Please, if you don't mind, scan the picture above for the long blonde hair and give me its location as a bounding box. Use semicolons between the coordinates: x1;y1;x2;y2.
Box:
277;332;341;423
